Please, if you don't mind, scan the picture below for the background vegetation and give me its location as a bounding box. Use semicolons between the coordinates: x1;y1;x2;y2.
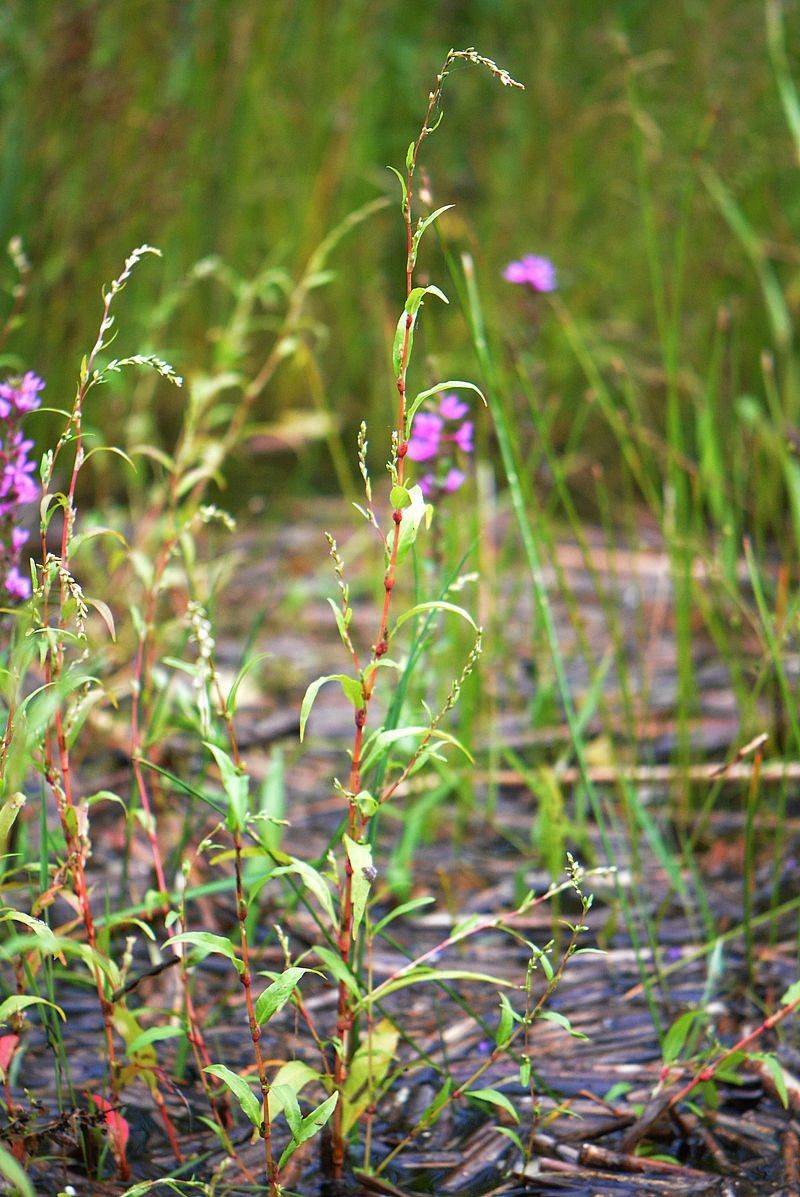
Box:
2;0;799;504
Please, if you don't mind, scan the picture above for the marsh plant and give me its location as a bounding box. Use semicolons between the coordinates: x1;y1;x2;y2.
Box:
0;49;606;1197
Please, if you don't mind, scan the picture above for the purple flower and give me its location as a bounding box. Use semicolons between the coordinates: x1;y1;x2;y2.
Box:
4;566;30;600
0;371;43;604
407;412;443;462
451;420;473;454
503;254;557;293
439;393;469;421
0;372;44;415
442;468;465;493
418;473;436;497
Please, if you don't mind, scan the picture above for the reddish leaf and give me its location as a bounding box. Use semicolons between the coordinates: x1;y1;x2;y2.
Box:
0;1035;19;1073
88;1092;130;1152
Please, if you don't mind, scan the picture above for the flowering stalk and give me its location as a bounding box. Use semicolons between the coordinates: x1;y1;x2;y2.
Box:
35;247;181;1178
327;48;523;1180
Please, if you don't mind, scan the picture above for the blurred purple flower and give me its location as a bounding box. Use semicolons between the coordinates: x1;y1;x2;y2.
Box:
0;371;44;418
442;468;465;493
407;411;443;462
503;254;557;293
418;473;436;497
451;420;473;454
439;393;469;421
5;566;30;600
1;373;43;604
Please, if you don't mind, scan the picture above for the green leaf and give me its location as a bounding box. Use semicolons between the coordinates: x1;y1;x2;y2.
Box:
205;742;249;832
372;895;434;937
0;1142;34;1197
326;598;351;650
537;1009;588;1040
782;979;800;1005
394;599;478;633
393;484;430;564
299;674;363;741
360;723;473;774
270;859;337;926
341;1019;399;1135
412;204;455;254
255;967;310;1025
226;652;273;714
277;1091;338;1169
359;967;514;1009
164;931;243;974
493;1125;525;1154
495;994;517;1048
354;790;379;818
405;378;485;434
662;1010;705;1064
204;1064;261;1129
266;1060;321;1122
313;945;361;997
405;140;415;171
126;1025;186;1056
0;792;25;857
466;1087;520;1124
271;1083;302;1137
418;1076;453;1128
392;285;449;376
0;994;65;1025
389;483;411;509
755;1052;788;1108
387;165;408;211
343;835;374;940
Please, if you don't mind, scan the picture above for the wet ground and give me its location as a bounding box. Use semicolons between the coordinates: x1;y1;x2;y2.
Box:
4;503;800;1195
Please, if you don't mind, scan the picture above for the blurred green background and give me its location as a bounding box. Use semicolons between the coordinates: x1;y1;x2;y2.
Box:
1;0;798;501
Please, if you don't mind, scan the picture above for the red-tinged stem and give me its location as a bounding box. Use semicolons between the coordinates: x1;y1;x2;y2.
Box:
327;52;463;1181
667;990;800;1113
234;833;278;1193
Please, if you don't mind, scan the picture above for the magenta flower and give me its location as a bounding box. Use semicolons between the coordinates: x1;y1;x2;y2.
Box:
4;566;30;600
503;254;557;293
406;392;474;501
0;372;43;604
407;411;443;462
438;393;469;421
442;468;465;493
451;420;473;454
0;372;44;418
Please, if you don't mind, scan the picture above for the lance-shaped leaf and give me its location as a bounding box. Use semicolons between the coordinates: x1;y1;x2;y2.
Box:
342;1019;399;1135
204;1064;261;1129
205;742;249;832
164;931;244;975
300;673;363;741
466;1087;520;1123
269;859;337;927
392;285;448;376
343;835;374;940
394;599;478;634
394;485;431;564
0;994;64;1025
277;1091;339;1169
411;205;455;264
405;379;485;436
255;966;311;1026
